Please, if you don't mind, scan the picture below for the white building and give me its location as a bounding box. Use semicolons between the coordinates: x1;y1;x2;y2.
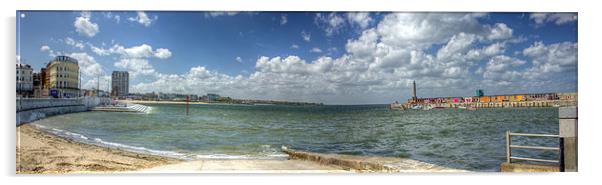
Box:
17;63;33;97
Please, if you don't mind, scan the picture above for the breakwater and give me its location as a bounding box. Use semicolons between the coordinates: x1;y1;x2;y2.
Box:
16;97;111;125
435;100;576;108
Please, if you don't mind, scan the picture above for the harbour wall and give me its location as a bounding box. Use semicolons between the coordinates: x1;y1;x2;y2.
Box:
435;100;576;108
16;97;111;125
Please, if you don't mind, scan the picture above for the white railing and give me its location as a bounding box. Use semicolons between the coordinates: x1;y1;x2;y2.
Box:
506;131;562;165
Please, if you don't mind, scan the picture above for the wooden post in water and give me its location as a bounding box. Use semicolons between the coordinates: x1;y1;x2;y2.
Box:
186;95;190;116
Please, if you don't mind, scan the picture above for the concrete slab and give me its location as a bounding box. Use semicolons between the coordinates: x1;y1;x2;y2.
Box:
133;159;350;173
559;106;578;119
500;162;560;172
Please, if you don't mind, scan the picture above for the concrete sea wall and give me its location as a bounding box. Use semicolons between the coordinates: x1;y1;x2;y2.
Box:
16;97;111;125
282;147;467;172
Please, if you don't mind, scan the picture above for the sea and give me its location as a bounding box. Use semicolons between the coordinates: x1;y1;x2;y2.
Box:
31;103;560;171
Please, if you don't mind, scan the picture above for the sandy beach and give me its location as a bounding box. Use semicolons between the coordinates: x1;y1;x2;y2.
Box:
16;124;182;174
16;123;348;173
16;122;469;173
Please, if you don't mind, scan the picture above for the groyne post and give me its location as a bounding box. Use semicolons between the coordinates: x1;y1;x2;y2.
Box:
559;106;578;172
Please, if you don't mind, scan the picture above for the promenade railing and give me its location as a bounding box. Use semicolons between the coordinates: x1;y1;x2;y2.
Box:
505;131;564;171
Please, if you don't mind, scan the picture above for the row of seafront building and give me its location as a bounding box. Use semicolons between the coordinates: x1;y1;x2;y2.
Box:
16;55;130;99
410;92;578;108
392;81;577;109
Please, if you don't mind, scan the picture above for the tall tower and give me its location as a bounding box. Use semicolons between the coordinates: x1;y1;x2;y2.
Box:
412;80;417;101
111;71;129;98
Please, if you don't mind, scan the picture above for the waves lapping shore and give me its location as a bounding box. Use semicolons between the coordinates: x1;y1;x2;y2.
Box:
16;124;181;173
32;124;290;161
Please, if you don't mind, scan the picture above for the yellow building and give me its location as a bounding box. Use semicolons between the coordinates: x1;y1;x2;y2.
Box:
46;56;80;98
515;95;526;102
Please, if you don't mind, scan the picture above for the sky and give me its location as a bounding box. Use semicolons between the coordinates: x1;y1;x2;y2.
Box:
16;11;577;104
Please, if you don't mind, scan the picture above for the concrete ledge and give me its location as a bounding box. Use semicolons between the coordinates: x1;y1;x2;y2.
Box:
16;105;88;125
282;147;467;172
500;162;559;172
559;106;578;119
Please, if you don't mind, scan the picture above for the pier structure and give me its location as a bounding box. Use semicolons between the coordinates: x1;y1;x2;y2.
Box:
390;80;577;109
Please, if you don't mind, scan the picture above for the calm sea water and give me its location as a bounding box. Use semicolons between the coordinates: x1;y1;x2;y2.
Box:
32;104;560;171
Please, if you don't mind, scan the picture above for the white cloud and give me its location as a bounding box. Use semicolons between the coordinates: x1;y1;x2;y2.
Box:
437;33;478;60
487;23;513;40
290;44;300;49
64;37;85;50
345;28;379;61
74;11;99;37
301;31;311;42
280;14;288;25
114;58;157;77
40;45;51;52
120;44;154;58
466;42;505;60
482;55;526;81
132;66;242;95
314;13;346;36
375;13;488;49
128;11;156;27
40;45;59;57
69;52;103;77
85;43;172;82
523;41;577;74
346;12;372;28
309;47;323;53
90;43;172;59
235;56;243;63
154;48;172;59
530;13;577;26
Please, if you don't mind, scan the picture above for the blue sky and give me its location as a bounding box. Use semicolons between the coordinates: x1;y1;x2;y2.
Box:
16;11;577;104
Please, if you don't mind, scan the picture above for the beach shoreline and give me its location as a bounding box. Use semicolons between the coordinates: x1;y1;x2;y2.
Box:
16;109;470;173
16;123;183;174
16;121;470;173
16;123;349;173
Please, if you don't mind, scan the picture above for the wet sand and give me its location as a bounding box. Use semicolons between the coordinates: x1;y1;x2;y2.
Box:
16;124;182;174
